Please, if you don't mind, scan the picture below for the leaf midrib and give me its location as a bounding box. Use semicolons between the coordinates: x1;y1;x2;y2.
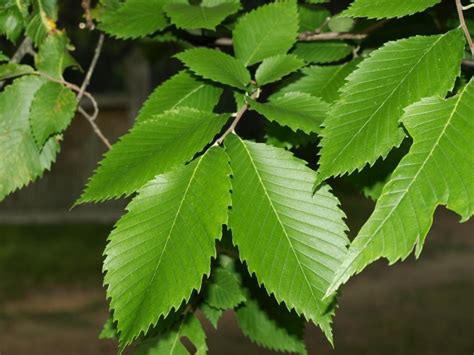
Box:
237;136;323;317
331;86;467;289
323;33;447;172
123;153;206;339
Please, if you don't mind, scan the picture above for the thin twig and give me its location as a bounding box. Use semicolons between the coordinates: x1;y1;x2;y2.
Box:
455;0;474;56
81;0;95;30
214;89;261;146
215;31;368;46
11;37;34;63
78;106;112;149
298;31;367;41
0;37;35;89
78;33;104;102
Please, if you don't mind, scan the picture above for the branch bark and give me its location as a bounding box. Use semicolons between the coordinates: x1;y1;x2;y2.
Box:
213;89;261;146
455;0;474;56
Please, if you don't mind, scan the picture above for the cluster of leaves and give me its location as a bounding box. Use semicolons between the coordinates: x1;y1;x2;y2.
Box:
1;0;473;353
0;0;79;200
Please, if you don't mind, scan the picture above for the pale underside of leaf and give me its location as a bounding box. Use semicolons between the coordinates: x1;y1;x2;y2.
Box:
29;81;77;147
104;147;231;345
226;134;348;342
326;80;474;296
0;76;59;201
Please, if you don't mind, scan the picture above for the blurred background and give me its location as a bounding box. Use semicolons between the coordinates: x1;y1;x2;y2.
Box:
0;0;473;354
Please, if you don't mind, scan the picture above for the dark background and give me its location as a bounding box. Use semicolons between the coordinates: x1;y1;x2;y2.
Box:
0;1;473;354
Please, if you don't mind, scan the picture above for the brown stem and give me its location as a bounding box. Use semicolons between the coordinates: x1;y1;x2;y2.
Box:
77;34;104;102
81;0;95;30
455;0;474;56
213;89;261;146
78;106;112;149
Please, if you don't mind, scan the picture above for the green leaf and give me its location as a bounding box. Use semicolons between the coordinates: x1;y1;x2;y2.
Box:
79;108;229;202
0;51;8;62
327;16;354;32
236;298;307;354
233;0;299;66
0;76;59;201
255;54;305;87
204;267;246;310
98;0;170;39
326;80;474;296
342;0;441;19
26;0;58;44
176;48;250;90
99;317;117;340
293;42;352;64
35;32;77;80
316;29;465;186
200;303;223;328
249;92;328;134
104;147;231;345
29;81;77;147
0;63;34;80
136;71;223;123
298;4;330;32
265;122;317;149
0;7;23;42
135;314;207;354
225;135;349;342
272;61;359;103
164;0;240;30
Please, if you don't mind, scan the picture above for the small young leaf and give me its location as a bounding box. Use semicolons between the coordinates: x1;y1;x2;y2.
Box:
0;7;23;43
98;0;170;39
233;0;299;66
293;42;352;64
135;314;208;354
0;76;59;201
342;0;441;19
79;108;229;202
236;298;307;354
327;16;354;32
271;60;359;103
327;80;474;296
0;63;34;81
298;4;330;32
255;54;305;87
226;135;349;342
104;147;231;345
164;0;240;30
35;32;77;80
176;48;250;89
249;92;328;134
29;81;77;147
136;71;223;122
316;29;465;186
200;303;223;328
204;268;246;310
99;317;117;340
0;51;9;62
